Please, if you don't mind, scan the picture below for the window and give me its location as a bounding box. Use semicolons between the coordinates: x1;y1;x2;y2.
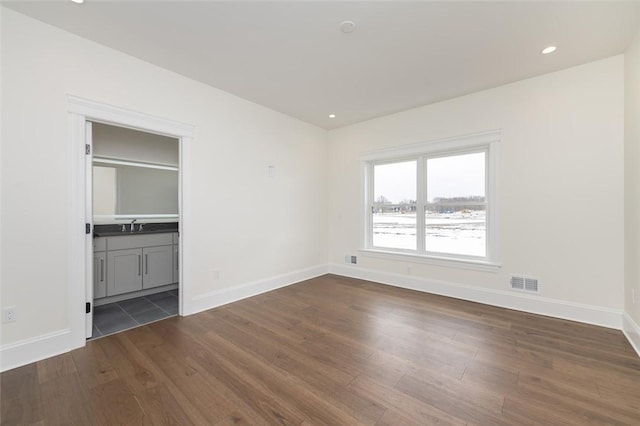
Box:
426;152;486;257
364;131;498;265
372;160;417;250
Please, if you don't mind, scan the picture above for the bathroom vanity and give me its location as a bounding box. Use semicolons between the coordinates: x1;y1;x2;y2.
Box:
93;223;178;304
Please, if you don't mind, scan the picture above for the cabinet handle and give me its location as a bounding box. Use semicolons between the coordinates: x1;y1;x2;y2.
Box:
100;258;104;282
138;255;141;276
145;254;149;275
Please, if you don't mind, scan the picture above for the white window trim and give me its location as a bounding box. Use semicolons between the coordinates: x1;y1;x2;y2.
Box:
358;248;501;272
361;130;500;270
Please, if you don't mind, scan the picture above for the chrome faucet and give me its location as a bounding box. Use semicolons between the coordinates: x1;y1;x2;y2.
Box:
130;219;137;232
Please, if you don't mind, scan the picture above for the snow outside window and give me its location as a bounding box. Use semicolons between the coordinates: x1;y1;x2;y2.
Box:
365;133;498;265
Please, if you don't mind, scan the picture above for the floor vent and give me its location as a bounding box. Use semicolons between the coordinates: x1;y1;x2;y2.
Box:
510;275;540;293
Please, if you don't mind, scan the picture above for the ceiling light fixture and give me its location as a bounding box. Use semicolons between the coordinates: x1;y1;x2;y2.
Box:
328;114;336;119
70;0;84;3
541;46;557;55
340;21;356;34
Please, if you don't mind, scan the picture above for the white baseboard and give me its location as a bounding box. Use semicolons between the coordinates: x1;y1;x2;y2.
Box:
2;262;634;373
1;329;72;372
329;263;623;330
622;312;640;357
189;264;329;315
0;264;328;372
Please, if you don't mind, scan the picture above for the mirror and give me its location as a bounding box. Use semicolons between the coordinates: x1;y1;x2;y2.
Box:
93;159;178;220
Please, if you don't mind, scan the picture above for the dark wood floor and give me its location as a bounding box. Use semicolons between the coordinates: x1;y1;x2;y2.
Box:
2;274;640;425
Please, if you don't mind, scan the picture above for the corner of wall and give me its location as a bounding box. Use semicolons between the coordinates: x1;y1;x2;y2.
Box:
623;312;640;357
186;264;329;316
624;25;640;331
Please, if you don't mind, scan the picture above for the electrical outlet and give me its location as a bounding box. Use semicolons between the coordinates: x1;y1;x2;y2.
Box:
213;270;220;280
2;307;16;323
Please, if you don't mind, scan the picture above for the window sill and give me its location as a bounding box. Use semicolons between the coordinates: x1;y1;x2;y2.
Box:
358;248;501;273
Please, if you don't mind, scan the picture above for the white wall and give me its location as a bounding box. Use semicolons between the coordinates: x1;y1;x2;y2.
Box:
0;9;327;353
328;57;625;317
1;6;634;369
625;28;640;334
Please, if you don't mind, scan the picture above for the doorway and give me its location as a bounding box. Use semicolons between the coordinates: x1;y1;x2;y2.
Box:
69;96;193;347
89;122;180;338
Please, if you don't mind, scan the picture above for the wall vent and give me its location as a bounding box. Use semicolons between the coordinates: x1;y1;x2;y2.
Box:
344;255;357;264
510;275;540;293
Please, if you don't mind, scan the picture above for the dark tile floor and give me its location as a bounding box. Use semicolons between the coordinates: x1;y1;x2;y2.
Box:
90;289;178;339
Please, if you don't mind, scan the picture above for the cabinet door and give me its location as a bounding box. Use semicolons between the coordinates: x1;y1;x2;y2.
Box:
107;248;143;296
143;245;174;289
93;251;107;299
173;244;179;284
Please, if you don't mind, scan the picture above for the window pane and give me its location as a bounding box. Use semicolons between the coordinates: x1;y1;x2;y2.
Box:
426;152;486;257
373;160;417;250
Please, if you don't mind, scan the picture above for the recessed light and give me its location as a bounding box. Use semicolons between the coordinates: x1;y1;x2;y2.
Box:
329;114;336;119
71;0;84;3
541;46;557;55
339;21;356;34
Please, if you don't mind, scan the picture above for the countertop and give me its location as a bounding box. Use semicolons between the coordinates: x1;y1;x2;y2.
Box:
93;222;178;238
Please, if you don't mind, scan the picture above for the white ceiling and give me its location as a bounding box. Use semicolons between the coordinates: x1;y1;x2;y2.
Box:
4;1;640;129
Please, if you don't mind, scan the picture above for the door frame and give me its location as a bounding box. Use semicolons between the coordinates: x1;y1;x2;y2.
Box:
69;96;194;347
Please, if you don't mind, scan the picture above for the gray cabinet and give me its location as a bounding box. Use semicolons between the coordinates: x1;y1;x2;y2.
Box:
93;251;107;299
173;244;179;284
107;248;143;296
94;232;178;300
143;245;174;289
93;237;107;252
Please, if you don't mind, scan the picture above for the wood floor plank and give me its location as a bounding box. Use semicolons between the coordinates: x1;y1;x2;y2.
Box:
0;364;44;424
348;374;467;425
87;378;146;425
208;310;386;424
39;372;93;425
199;330;369;425
134;382;200;426
36;352;77;385
395;373;508;425
147;322;287;425
501;396;576;426
514;375;640;424
215;410;261;426
2;274;639;425
143;345;235;424
70;341;119;390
